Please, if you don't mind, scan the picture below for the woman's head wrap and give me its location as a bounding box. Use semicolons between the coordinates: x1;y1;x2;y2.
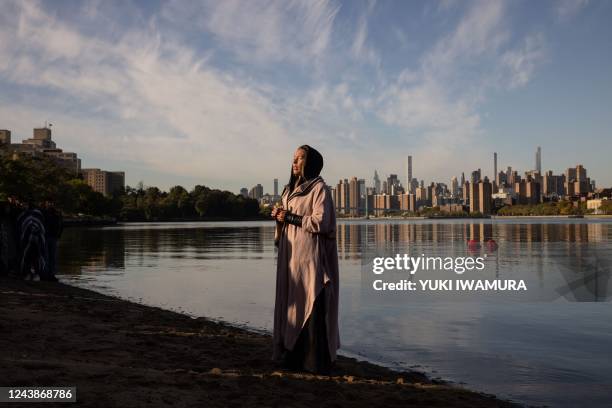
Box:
299;145;323;180
288;145;324;192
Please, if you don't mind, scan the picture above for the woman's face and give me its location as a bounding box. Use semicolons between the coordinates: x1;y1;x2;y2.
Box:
292;148;306;177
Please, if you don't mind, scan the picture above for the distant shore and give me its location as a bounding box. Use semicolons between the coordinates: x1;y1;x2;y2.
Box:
64;216;118;227
492;214;612;219
0;277;519;407
63;213;612;227
64;216;269;227
339;214;611;221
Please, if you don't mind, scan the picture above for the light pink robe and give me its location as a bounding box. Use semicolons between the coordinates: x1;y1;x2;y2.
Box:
273;177;340;360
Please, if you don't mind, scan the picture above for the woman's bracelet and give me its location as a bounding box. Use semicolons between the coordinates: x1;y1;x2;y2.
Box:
285;212;303;227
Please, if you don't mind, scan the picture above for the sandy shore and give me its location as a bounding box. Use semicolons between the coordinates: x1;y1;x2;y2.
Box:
0;277;520;407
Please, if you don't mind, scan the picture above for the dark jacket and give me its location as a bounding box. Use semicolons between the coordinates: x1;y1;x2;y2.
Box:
42;207;63;239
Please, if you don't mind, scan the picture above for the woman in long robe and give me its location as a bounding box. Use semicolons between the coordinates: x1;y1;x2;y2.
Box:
271;145;340;374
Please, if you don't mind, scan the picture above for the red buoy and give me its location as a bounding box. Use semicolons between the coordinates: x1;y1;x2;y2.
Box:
467;239;481;249
486;239;498;251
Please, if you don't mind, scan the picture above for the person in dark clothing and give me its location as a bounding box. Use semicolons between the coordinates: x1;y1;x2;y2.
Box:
17;203;48;280
42;201;63;282
0;201;10;276
6;197;23;276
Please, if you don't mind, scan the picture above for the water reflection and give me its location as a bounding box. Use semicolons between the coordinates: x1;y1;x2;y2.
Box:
335;221;610;253
60;221;612;303
60;227;125;275
58;219;612;408
60;224;273;272
61;221;611;271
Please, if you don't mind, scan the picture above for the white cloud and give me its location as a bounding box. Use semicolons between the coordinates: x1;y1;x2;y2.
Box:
0;0;296;190
160;0;340;65
422;0;508;79
350;10;380;67
500;34;547;89
371;0;548;182
0;0;555;190
555;0;589;21
437;0;460;13
378;80;479;137
376;1;508;154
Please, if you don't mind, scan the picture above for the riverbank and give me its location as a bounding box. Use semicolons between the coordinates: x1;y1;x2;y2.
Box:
491;215;612;219
0;277;519;407
62;214;612;228
64;216;117;227
63;216;272;227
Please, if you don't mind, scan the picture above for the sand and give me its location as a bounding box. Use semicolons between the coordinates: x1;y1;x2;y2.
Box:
0;277;520;407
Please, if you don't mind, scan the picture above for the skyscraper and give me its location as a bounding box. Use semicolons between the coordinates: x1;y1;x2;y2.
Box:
493;152;498;185
373;170;381;194
387;174;399;195
470;169;481;184
536;146;541;174
564;166;590;196
415;186;427;208
543;171;565;197
451;176;458;197
249;184;263;200
358;178;366;211
469;182;479;213
273;178;278;196
463;181;470;202
349;177;364;216
470;178;492;215
574;164;590;195
478;178;492;215
336;179;350;214
526;179;541;205
406;155;413;193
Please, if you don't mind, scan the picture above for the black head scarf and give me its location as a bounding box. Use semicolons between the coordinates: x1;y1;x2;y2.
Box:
288;145;324;193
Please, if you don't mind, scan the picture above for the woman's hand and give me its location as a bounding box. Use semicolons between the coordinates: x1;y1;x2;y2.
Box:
272;209;287;222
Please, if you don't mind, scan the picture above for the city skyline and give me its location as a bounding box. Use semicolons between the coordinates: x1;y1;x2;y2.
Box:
252;146;600;197
1;0;611;192
1;125;605;199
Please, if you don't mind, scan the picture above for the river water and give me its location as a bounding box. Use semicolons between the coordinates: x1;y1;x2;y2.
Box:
57;219;612;407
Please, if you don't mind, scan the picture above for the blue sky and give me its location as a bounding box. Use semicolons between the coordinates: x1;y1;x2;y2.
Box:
1;0;610;193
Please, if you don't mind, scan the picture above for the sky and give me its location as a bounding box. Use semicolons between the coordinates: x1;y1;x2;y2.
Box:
0;0;611;194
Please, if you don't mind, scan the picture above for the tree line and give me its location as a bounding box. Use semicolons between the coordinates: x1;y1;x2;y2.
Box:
119;183;261;221
496;201;590;216
0;153;262;221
